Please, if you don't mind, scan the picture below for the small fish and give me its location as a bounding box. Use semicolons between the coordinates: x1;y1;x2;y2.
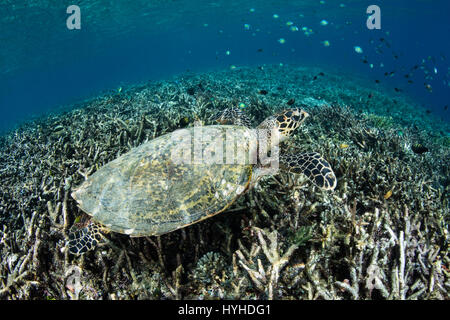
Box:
424;83;433;92
408;80;413;84
320;20;328;26
313;76;318;80
444;105;448;110
354;46;363;54
339;143;349;149
278;38;286;44
322;40;330;47
384;190;393;200
411;144;429;154
319;72;324;76
368;93;373;98
259;89;268;95
394;87;402;92
375;80;380;83
287;98;295;105
257;48;263;52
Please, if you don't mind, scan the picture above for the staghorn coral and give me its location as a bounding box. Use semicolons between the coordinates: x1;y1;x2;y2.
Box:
0;65;448;299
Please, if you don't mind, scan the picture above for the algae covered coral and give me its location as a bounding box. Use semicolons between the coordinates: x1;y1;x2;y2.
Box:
0;65;448;300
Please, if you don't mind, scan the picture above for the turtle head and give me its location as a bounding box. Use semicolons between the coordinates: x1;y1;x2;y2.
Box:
258;109;309;141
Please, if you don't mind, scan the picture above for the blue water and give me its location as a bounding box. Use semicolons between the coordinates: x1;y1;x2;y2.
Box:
1;0;449;134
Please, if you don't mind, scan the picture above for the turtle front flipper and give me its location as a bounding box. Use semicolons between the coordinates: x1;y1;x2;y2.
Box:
215;106;251;127
280;152;337;190
68;222;104;255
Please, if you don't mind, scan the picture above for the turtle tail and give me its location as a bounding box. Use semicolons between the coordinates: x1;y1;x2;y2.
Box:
280;152;337;190
68;222;103;255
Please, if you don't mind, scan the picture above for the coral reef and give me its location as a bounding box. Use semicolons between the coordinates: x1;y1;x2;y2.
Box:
0;65;448;299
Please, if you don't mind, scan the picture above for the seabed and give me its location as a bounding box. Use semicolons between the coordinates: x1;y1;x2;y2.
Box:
0;65;448;299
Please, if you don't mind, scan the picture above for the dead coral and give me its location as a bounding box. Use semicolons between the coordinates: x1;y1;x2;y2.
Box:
0;65;448;299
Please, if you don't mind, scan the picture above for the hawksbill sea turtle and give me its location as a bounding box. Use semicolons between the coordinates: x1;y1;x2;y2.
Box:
68;106;337;254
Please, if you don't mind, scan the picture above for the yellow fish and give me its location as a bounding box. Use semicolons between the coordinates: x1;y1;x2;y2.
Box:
340;143;349;149
384;189;393;200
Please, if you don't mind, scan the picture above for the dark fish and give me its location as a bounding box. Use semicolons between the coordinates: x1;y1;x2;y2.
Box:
424;83;433;92
404;74;409;78
368;93;373;98
259;89;268;95
412;144;429;154
413;65;419;70
186;87;195;95
287;98;295;105
380;37;384;42
313;76;317;80
319;72;324;76
408;80;413;84
394;87;402;92
384;72;388;76
393;54;398;59
375;79;380;83
362;58;368;64
426;109;432;114
444;105;448;110
257;48;263;52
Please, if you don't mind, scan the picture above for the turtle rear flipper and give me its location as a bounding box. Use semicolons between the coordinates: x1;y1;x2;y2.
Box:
68;222;103;255
280;152;337;190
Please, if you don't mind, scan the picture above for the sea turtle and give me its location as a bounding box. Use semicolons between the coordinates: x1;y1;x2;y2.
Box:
68;107;336;254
